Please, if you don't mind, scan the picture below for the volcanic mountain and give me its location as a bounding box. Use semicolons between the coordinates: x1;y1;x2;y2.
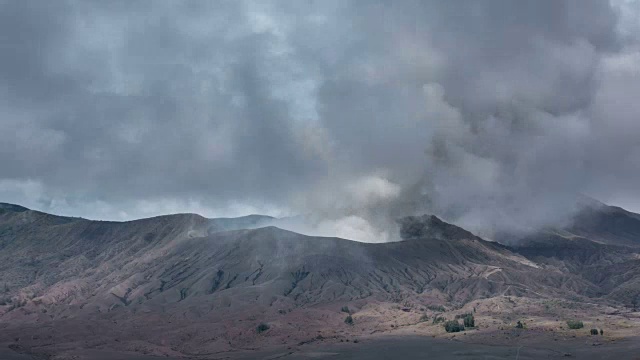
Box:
0;202;639;359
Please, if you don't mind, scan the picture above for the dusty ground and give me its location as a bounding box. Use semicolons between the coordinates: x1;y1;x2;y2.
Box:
239;335;640;360
2;295;639;359
4;335;640;360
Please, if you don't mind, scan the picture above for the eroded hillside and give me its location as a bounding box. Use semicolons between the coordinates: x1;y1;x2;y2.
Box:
0;203;639;359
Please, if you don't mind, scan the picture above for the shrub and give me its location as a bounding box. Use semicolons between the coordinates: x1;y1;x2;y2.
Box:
419;314;430;322
515;321;525;329
590;329;599;335
341;306;351;314
600;329;604;336
427;304;446;312
256;323;270;333
463;314;475;328
344;315;354;325
432;316;445;324
566;320;584;329
444;320;464;333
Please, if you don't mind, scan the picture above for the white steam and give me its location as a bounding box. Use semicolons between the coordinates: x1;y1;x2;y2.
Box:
274;174;403;242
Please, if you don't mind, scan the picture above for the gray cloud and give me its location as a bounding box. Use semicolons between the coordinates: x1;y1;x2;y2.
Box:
1;0;639;240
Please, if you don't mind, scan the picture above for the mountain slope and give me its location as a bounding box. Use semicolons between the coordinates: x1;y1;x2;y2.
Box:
1;202;640;358
501;201;640;307
565;201;640;247
0;204;627;318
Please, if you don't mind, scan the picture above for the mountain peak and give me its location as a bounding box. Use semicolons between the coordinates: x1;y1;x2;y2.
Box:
398;214;479;241
0;202;30;213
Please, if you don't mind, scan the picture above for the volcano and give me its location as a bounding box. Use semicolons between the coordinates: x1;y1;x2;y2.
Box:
1;202;639;359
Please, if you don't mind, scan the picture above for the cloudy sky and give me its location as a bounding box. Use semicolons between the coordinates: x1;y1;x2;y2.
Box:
1;0;640;240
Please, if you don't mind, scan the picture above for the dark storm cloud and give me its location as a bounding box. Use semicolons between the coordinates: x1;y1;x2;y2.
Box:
1;0;639;239
1;0;327;218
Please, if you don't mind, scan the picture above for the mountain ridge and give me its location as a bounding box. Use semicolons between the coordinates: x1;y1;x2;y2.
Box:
1;201;640;358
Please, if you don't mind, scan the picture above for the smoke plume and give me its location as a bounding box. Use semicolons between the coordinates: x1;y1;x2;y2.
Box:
1;1;640;241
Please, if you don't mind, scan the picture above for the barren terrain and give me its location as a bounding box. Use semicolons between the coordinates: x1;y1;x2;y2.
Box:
1;202;640;359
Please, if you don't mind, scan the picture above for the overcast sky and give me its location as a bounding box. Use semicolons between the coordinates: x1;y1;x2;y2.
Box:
1;0;640;239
